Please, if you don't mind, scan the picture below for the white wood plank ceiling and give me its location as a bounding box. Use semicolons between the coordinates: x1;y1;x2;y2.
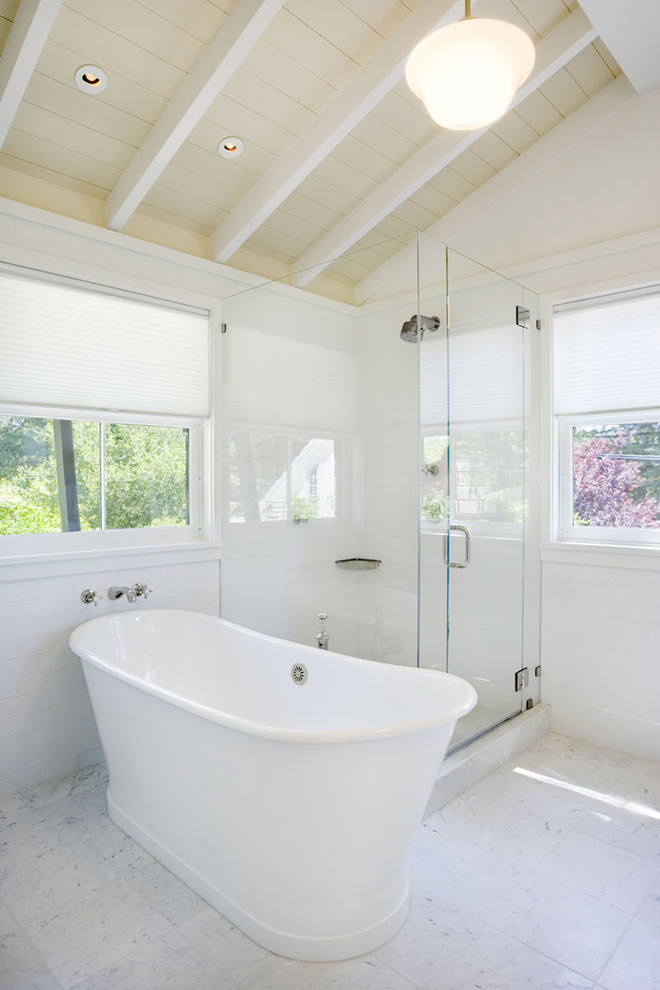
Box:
0;0;636;303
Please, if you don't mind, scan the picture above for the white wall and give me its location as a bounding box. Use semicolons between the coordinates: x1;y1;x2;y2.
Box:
0;204;235;796
0;553;219;794
542;555;660;760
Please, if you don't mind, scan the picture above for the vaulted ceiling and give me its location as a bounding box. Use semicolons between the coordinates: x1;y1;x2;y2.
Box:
0;0;657;304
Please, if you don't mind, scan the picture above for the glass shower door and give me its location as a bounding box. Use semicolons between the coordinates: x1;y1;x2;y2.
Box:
419;245;536;749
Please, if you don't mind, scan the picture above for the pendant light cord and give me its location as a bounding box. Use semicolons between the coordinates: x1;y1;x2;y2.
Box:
464;0;471;18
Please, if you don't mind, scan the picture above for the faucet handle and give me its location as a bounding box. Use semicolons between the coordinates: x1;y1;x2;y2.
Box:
318;612;328;621
131;582;151;600
81;589;102;606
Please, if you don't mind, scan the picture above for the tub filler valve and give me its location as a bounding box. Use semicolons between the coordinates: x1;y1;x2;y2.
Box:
108;582;151;604
80;589;102;606
316;612;329;650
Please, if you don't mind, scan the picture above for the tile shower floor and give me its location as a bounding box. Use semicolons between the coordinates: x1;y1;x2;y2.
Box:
1;733;659;990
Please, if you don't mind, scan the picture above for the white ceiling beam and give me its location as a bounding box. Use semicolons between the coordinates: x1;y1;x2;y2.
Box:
577;0;660;94
291;7;598;289
354;74;634;304
105;0;286;232
0;0;62;149
210;0;472;263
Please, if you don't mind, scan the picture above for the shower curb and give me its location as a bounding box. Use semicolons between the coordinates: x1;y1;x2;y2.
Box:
424;703;551;817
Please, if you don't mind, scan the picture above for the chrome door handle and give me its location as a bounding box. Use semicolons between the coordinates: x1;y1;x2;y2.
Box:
443;524;471;568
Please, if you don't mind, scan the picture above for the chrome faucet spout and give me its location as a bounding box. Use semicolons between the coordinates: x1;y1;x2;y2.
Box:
108;585;136;603
316;612;329;650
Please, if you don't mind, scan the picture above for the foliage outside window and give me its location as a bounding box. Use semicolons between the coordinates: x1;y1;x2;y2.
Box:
0;413;195;546
560;419;660;540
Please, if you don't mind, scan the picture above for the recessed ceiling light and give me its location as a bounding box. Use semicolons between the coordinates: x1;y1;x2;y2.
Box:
218;136;244;159
74;65;108;94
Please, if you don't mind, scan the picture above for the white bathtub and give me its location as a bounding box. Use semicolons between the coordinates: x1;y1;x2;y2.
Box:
69;609;476;961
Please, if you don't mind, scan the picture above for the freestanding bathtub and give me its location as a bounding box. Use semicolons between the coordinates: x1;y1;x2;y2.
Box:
69;609;476;961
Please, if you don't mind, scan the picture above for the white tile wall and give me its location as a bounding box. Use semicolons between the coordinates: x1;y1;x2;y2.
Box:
0;555;220;796
541;559;660;760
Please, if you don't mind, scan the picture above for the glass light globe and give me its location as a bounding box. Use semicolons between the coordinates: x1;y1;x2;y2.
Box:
405;18;535;131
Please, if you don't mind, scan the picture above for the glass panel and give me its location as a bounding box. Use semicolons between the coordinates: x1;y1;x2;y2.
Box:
449;252;526;747
0;415;189;535
0;415;62;534
291;438;336;520
218;231;540;749
572;422;660;530
219;237;421;658
417;241;539;749
104;423;189;529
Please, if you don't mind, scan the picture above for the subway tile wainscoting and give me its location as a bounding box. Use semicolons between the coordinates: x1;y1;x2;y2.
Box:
0;553;220;796
1;733;658;990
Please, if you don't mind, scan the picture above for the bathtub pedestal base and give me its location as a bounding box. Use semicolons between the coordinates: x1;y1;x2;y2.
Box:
107;790;410;962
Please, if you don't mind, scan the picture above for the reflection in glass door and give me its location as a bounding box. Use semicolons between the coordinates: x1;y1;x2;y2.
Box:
419;245;538;750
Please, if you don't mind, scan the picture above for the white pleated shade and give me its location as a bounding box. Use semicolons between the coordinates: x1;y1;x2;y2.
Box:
553;286;660;416
0;268;210;417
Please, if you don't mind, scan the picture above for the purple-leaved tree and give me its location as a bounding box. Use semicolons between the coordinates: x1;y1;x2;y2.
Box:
573;430;660;528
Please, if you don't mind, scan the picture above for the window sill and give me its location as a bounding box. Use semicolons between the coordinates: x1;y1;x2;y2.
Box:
0;541;222;582
540;541;660;571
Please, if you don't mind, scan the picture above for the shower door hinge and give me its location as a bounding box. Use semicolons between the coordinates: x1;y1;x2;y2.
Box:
515;306;530;329
514;666;529;692
535;665;542;677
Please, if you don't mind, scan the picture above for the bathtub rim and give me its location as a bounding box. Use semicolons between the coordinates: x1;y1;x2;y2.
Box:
70;609;477;745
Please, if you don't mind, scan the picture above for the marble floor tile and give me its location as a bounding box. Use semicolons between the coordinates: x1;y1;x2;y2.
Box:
66;928;221;990
597;917;660;990
637;873;660;927
0;896;17;936
0;928;62;990
245;954;418;990
175;907;287;989
574;802;660;866
3;734;659;990
26;880;172;989
129;859;208;926
481;871;632;981
535;829;659;914
373;886;593;990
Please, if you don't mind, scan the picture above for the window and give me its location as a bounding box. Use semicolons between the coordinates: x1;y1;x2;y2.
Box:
553;284;660;546
0;264;210;555
1;415;191;536
227;431;337;524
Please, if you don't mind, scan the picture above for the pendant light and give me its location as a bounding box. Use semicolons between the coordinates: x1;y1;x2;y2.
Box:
405;0;535;131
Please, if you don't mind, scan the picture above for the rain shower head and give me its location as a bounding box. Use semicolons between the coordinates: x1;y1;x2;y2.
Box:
400;314;440;342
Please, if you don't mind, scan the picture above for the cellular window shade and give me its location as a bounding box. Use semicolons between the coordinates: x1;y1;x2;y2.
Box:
224;325;356;432
0;269;209;417
554;285;660;416
421;322;523;427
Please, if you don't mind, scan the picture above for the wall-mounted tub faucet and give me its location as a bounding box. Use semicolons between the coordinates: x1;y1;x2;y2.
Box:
108;582;151;604
80;589;102;606
316;612;329;650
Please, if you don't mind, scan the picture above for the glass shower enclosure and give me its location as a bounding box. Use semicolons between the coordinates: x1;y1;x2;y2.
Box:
417;238;539;748
219;232;540;752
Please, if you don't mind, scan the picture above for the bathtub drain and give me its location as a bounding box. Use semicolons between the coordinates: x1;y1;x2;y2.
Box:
291;663;308;685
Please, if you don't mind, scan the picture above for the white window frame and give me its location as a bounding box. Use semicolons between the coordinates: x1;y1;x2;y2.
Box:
547;276;660;556
0;403;205;558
